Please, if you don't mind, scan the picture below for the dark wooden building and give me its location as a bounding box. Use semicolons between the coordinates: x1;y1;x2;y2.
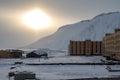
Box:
26;51;48;58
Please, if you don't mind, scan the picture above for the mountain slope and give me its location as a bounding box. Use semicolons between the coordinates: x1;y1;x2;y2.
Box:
28;12;120;50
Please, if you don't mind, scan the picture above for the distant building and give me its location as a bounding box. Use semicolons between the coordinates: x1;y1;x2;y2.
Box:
0;50;11;58
9;50;23;58
102;28;120;60
26;51;48;58
0;49;23;58
69;40;102;56
69;28;120;61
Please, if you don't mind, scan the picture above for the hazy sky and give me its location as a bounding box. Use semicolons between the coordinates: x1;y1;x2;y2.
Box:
0;0;120;49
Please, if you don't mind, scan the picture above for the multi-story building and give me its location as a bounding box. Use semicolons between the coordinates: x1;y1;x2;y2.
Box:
115;29;120;60
69;40;102;56
69;28;120;60
102;29;120;60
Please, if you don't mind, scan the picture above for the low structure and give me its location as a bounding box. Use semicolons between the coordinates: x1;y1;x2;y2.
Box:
8;50;23;58
0;49;23;58
0;50;11;58
26;51;48;58
69;40;102;56
8;71;36;80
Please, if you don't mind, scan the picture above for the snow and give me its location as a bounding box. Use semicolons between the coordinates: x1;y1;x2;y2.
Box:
0;52;104;64
28;12;120;50
21;65;120;80
0;51;120;80
23;56;104;64
1;65;120;80
107;65;120;71
33;48;65;55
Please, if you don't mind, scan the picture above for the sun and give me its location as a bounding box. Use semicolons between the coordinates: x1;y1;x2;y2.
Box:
23;9;51;30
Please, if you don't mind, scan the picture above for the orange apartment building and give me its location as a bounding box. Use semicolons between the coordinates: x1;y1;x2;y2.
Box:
102;29;120;60
69;40;102;56
69;28;120;61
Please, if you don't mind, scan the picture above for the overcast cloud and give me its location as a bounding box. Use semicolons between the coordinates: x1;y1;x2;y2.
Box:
0;0;120;49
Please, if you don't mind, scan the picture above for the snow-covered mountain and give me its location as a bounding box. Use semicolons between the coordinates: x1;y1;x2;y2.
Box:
28;12;120;50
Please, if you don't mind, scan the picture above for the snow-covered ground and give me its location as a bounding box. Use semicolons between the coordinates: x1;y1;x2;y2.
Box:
1;65;120;80
0;56;104;64
0;52;104;64
0;52;120;80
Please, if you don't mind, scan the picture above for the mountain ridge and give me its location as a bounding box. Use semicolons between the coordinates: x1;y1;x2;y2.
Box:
27;12;120;50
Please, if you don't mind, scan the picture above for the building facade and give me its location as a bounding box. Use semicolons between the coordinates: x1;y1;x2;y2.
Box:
0;49;23;58
0;50;11;58
69;40;102;56
102;29;120;60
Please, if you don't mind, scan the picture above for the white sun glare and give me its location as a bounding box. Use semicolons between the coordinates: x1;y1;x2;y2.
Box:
23;9;51;30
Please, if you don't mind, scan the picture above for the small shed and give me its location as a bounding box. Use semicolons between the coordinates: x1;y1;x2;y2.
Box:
26;50;48;58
